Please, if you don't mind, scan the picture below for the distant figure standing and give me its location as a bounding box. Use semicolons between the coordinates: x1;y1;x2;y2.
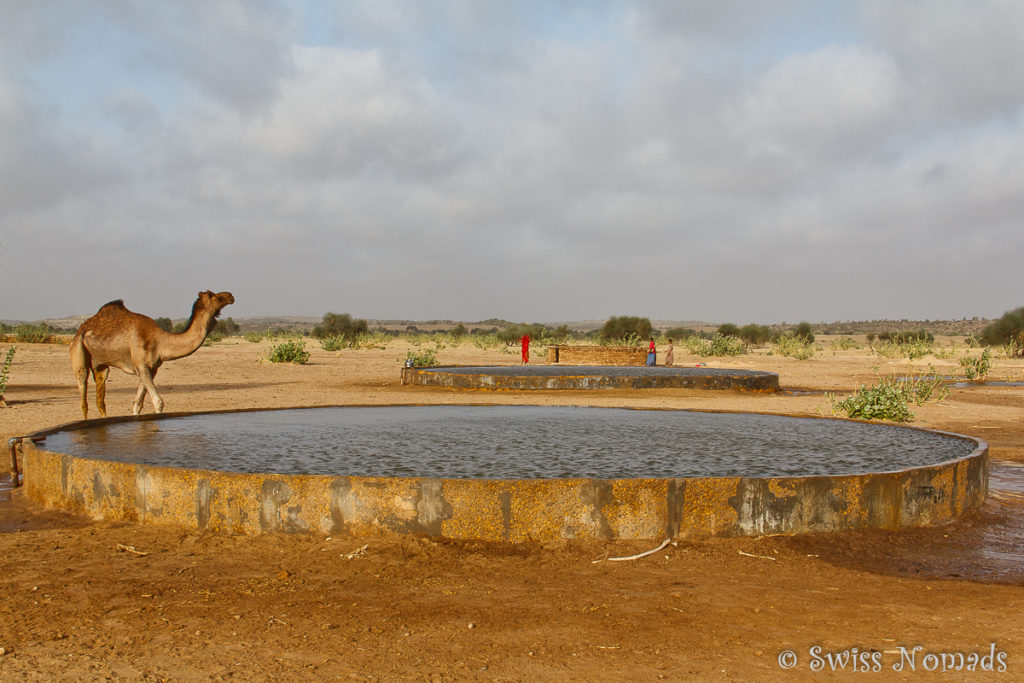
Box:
664;339;674;366
521;334;530;364
646;337;656;366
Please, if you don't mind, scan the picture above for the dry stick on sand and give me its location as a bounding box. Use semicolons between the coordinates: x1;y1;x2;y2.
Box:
737;550;776;561
116;543;149;557
592;538;672;564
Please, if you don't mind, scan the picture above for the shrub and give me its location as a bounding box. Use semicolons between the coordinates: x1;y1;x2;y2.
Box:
350;331;391;350
830;380;914;422
773;333;815;360
213;317;240;336
828;370;948;422
313;312;368;339
602;333;643;348
717;323;740;337
683;333;746;357
15;323;50;343
663;327;697;340
981;307;1024;355
498;323;549;346
959;349;992;381
154;317;174;332
244;330;265;343
319;335;347;351
268;340;310;364
829;337;861;351
202;331;224;346
738;324;774;346
0;346;15;404
600;316;653;342
405;346;440;367
873;333;934;360
792;322;815;344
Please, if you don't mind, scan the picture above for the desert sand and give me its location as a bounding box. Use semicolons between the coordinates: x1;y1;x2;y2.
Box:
1;337;1023;680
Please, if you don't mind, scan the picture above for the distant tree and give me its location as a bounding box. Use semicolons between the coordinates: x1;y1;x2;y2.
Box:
154;317;174;333
498;323;548;345
313;312;368;339
213;317;239;336
717;323;740;337
663;327;697;340
793;322;815;344
600;316;653;342
980;306;1024;354
450;323;468;337
739;324;774;346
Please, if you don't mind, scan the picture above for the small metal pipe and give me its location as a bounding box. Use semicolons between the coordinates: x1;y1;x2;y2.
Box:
9;437;23;486
8;436;42;487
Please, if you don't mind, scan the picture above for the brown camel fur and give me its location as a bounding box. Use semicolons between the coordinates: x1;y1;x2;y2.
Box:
70;290;234;418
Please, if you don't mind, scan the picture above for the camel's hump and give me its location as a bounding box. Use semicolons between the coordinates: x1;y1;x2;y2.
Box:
97;299;128;312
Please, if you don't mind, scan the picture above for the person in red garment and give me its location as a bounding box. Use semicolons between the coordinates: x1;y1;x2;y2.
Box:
521;334;530;364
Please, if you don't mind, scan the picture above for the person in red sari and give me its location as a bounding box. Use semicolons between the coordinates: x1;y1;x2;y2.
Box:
521;334;530;364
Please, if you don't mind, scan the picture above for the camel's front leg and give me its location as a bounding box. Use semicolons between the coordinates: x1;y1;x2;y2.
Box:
131;381;148;415
133;366;164;414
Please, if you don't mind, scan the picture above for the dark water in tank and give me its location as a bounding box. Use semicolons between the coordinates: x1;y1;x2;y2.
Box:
41;406;977;480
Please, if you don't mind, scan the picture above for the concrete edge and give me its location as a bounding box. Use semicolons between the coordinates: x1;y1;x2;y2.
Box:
20;407;987;542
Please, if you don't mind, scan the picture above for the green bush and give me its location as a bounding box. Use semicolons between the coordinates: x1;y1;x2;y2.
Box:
792;322;815;344
0;346;15;403
600;316;653;342
313;312;368;339
830;380;914;422
213;317;240;336
663;327;697;340
873;334;934;360
959;349;992;380
319;335;347;351
981;307;1024;355
14;323;50;343
682;333;746;357
154;317;174;332
829;337;861;351
497;323;549;346
828;370;948;422
405;346;440;367
738;324;774;346
717;323;740;337
244;330;265;343
773;333;815;360
268;340;310;364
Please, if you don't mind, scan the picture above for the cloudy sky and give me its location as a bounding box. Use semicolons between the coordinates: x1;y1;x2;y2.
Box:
1;1;1022;324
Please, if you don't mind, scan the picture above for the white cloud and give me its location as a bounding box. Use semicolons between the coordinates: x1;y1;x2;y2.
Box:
1;2;1023;322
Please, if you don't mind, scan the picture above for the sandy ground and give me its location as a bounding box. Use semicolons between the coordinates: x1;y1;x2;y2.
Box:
1;337;1023;681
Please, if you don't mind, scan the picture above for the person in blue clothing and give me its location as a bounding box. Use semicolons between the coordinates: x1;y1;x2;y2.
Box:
646;337;656;366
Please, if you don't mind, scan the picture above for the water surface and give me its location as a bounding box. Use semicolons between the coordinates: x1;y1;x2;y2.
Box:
42;406;976;479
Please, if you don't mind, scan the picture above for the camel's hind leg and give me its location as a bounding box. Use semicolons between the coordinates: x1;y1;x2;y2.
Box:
70;336;91;419
94;366;110;417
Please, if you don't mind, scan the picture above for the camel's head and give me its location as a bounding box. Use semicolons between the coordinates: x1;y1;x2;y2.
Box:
198;290;235;317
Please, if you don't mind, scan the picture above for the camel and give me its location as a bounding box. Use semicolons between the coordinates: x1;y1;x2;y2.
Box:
70;290;235;418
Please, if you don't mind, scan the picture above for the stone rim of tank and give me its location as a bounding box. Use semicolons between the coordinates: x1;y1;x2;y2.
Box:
19;405;988;541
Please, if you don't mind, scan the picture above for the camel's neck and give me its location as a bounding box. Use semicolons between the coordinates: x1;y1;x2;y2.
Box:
156;308;217;361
